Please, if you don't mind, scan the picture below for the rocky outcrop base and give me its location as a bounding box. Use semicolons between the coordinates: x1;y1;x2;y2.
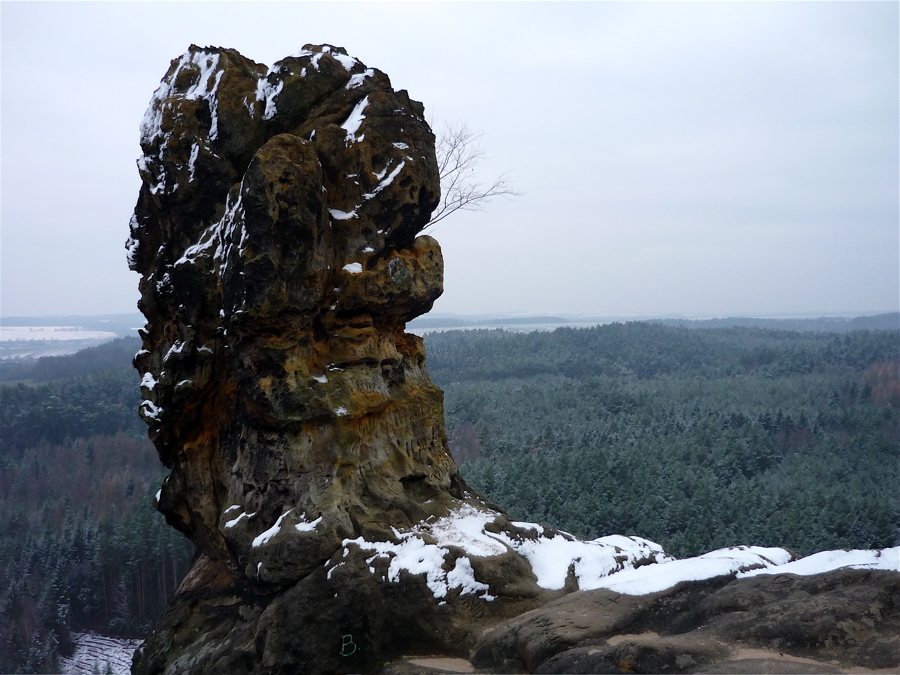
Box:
470;568;900;674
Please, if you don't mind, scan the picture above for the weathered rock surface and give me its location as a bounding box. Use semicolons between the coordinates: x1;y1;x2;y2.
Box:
473;569;900;674
129;44;900;675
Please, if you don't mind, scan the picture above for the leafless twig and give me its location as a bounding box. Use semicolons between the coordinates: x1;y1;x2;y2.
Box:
425;120;520;229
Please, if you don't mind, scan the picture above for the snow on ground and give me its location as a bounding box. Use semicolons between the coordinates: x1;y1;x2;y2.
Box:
60;632;141;675
738;546;900;578
493;528;672;591
0;326;117;341
592;546;793;595
340;503;670;600
2;343;100;360
1;341;122;362
0;326;119;360
339;503;899;601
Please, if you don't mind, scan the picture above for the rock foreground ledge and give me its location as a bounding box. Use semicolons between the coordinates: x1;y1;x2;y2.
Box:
129;45;899;674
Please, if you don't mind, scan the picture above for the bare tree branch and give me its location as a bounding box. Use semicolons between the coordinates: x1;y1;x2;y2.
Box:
425;120;521;229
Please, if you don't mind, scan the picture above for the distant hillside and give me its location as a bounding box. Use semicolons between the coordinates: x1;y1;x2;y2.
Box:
0;335;142;383
410;315;570;329
652;312;899;332
424;321;900;383
426;322;900;558
0;313;144;335
408;311;899;332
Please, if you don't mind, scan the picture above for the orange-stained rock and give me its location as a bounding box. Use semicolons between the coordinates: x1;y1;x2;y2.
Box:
130;43;453;557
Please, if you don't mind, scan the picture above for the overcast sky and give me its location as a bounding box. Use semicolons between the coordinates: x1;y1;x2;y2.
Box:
1;1;897;319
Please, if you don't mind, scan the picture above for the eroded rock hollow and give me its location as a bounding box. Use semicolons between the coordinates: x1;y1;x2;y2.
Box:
129;45;899;675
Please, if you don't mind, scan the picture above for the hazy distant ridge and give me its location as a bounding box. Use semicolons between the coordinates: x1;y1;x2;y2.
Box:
409;312;898;333
651;312;899;333
410;315;570;328
0;313;144;334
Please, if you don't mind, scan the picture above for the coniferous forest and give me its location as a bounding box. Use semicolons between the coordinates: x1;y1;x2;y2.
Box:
428;324;899;558
0;338;193;673
0;321;897;672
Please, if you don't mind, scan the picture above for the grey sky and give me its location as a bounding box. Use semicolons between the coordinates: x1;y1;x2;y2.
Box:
1;1;897;318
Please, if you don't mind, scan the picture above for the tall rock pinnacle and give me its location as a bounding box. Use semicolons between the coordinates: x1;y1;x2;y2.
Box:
129;43;671;674
129;44;458;579
128;44;565;674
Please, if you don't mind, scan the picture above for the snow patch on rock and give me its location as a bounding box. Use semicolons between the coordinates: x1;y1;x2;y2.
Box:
336;504;671;602
329;504;896;601
346;68;374;89
592;545;792;595
252;509;293;547
738;546;900;578
341;95;369;144
364;161;405;199
295;514;324;532
329;208;357;221
141;49;225;146
256;76;284;121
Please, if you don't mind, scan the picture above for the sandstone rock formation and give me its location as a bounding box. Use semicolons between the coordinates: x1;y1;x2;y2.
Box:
128;44;668;674
129;45;899;675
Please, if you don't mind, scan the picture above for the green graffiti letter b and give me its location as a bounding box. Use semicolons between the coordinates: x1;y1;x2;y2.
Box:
340;634;357;657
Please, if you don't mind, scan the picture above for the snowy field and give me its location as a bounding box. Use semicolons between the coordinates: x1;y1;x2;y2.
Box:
59;632;140;675
0;326;118;342
0;326;118;360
